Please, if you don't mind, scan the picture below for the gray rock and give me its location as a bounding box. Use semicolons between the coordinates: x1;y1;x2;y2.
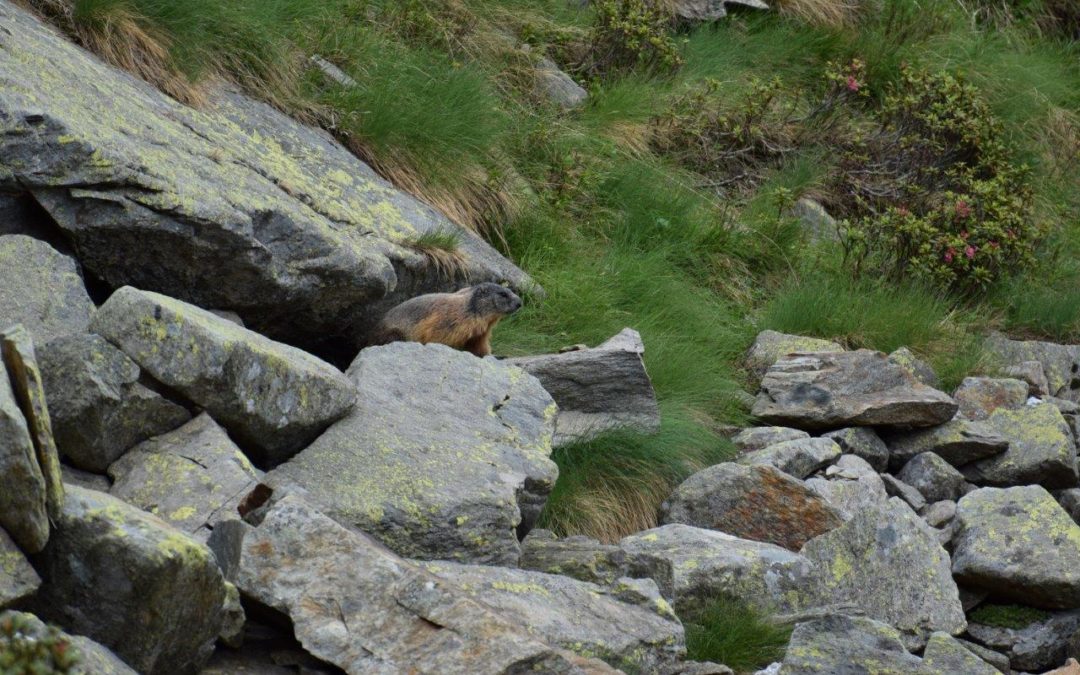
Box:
619;523;818;615
922;631;1000;675
218;581;245;649
921;500;956;528
0;354;48;553
1005;360;1051;397
308;54;357;87
266;342;557;565
737;437;841;479
745;331;843;380
1;325;65;523
0;610;137;675
536;57;588;110
822;426;889;472
661;662;734;675
0;3;532;353
204;518;253;583
38;334;191;472
752;350;957;430
0;235;93;346
986;333;1080;402
235;495;618;674
778;614;927;674
953;637;1010;674
967;610;1080;672
519;530;630;586
670;0;769;21
961;403;1079;489
953;486;1080;609
108;414;260;537
0;526;39;609
91;287;355;465
954;377;1029;421
800;498;965;650
888;347;940;388
897;452;966;503
506;328;659;446
790;198;837;243
881;474;927;512
805;456;889;521
60;463;110;492
423;562;684;671
732;426;810;453
1058;488;1080;524
884;419;1009;470
660;462;842;551
31;485;225;675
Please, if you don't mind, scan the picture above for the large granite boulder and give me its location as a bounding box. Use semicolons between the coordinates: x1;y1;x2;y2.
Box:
896;452;966;503
966;609;1080;672
961;403;1078;489
108;414;260;538
0;235;93;346
519;530;630;586
265;342;558;565
0;610;137;675
0;1;532;354
31;486;225;675
804;455;889;521
822;426;889;472
745;331;843;380
800;498;966;650
736;437;840;479
986;333;1080;402
752;350;957;430
953;377;1028;421
777;614;927;674
91;287;355;465
619;524;818;615
38;334;191;472
422;561;684;671
0;527;39;609
952;486;1080;609
660;462;842;551
235;495;617;674
883;419;1009;470
0;355;48;553
506;328;660;446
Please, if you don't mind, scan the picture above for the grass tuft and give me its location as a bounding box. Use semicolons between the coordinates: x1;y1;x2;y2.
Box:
404;229;471;280
682;597;793;672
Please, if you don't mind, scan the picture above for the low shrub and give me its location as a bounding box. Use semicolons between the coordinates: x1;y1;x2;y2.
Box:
573;0;682;80
0;613;79;673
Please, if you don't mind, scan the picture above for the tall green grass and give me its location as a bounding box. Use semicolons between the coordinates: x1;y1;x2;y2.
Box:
682;597;793;672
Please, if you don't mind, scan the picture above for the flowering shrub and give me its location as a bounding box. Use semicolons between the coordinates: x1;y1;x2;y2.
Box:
0;612;79;673
578;0;682;79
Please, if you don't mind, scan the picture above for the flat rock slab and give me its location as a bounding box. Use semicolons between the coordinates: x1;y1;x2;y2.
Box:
0;235;93;346
619;523;818;615
745;331;844;380
235;495;618;675
0;610;137;675
778;614;928;674
731;426;810;453
953;486;1080;609
422;561;684;672
519;530;630;586
91;287;356;465
954;377;1028;421
266;342;557;565
39;333;191;472
967;609;1080;672
660;462;842;551
0;527;39;609
822;426;889;472
109;414;260;537
800;498;966;650
0;2;531;352
884;420;1008;470
752;350;957;430
0;354;48;553
961;403;1078;489
737;437;840;479
506;328;660;446
31;486;225;675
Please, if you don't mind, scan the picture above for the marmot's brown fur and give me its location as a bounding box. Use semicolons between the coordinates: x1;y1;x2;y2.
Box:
370;283;523;357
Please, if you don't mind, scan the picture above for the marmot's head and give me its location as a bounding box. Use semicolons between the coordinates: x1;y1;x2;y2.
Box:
468;283;523;318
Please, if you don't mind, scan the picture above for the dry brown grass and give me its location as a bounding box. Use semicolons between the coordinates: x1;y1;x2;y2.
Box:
770;0;862;28
542;470;673;543
402;229;472;281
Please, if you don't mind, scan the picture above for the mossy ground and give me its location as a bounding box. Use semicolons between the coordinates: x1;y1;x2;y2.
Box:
969;603;1050;629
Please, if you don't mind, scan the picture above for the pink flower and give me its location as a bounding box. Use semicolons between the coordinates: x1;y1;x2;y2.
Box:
965;245;976;259
944;248;956;263
955;200;972;219
846;75;860;92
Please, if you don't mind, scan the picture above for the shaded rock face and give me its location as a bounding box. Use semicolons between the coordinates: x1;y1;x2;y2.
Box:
0;1;532;356
507;328;660;446
619;524;819;615
961;403;1079;489
967;610;1080;672
896;452;965;503
0;527;40;609
731;426;809;453
822;426;889;472
752;350;958;430
0;610;137;675
265;342;557;565
38;334;191;472
422;561;685;672
235;495;616;675
737;437;840;479
91;287;356;465
952;486;1080;610
108;414;260;537
953;377;1028;421
800;498;966;650
0;354;48;554
778;614;927;674
745;331;843;380
0;235;94;346
883;419;1009;470
31;486;225;675
660;462;842;551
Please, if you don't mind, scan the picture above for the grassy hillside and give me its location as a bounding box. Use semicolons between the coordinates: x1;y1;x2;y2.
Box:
20;0;1080;550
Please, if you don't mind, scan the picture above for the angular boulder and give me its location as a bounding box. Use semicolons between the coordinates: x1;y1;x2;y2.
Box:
800;498;966;649
519;530;630;586
896;452;965;503
108;414;260;537
822;426;889;472
506;328;660;446
921;632;1000;675
0;356;48;553
265;342;557;565
778;614;927;674
660;462;842;551
953;377;1028;421
736;437;840;479
731;426;809;453
804;455;889;521
0;527;39;609
752;350;957;430
90;287;355;465
619;524;818;615
881;473;927;512
31;486;225;675
38;333;191;472
0;2;532;354
0;610;137;675
536;57;588;110
423;561;684;671
745;330;843;380
986;333;1080;402
961;403;1078;489
1005;360;1051;396
235;495;617;674
888;347;940;388
0;235;93;346
883;419;1009;470
966;609;1080;672
952;486;1080;609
